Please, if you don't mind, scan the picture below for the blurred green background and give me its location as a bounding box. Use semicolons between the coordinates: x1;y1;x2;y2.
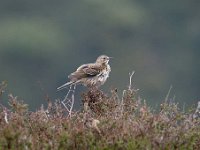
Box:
0;0;199;110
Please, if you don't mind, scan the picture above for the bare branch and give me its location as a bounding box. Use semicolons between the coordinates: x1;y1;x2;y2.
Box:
128;71;135;90
69;94;74;117
61;84;76;118
4;109;9;124
165;85;173;102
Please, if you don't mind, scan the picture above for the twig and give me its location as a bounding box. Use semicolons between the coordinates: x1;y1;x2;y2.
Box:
120;71;136;114
165;85;173;102
193;101;200;119
121;90;126;105
61;84;76;118
128;71;139;91
120;90;126;114
128;71;135;90
69;94;74;117
40;104;49;121
4;109;9;124
0;104;9;124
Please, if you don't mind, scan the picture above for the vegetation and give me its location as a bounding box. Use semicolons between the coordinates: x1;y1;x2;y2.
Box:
0;80;200;150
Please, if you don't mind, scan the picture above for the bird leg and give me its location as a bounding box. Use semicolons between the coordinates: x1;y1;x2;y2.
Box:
61;84;76;117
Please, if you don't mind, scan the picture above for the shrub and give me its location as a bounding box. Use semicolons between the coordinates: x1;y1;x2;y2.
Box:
0;80;200;149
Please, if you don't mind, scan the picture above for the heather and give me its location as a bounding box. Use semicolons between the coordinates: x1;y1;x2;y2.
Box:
0;79;199;150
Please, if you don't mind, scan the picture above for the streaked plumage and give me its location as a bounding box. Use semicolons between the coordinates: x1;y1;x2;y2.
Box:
57;55;111;90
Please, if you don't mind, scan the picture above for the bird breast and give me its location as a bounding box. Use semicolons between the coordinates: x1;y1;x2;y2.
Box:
82;64;110;87
97;64;111;83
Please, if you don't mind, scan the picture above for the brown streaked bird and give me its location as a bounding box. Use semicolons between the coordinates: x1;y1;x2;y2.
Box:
57;55;111;90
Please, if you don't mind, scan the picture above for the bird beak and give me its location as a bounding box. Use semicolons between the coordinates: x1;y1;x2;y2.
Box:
109;57;113;59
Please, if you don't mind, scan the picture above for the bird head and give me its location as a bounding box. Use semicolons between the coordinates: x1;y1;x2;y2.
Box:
96;55;112;64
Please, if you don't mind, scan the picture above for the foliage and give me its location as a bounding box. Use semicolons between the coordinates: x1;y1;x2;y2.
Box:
0;81;200;149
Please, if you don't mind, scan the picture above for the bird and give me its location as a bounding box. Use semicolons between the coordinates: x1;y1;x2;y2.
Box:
57;55;111;91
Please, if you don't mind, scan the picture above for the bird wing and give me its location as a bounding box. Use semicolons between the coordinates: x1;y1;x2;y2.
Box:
68;64;100;80
82;65;100;76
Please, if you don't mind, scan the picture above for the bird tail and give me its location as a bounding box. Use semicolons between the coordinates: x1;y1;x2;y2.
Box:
57;81;74;91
